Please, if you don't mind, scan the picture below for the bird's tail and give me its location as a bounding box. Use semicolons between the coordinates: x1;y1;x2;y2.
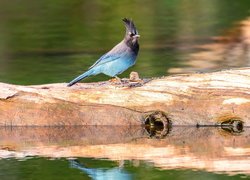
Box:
67;69;94;87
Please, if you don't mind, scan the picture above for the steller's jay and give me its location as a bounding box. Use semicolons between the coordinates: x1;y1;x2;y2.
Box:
67;18;140;87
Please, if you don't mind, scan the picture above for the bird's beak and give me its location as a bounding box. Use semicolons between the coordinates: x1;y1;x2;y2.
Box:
134;34;140;38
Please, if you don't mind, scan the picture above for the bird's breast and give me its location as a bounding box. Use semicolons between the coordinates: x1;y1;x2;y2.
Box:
100;53;137;77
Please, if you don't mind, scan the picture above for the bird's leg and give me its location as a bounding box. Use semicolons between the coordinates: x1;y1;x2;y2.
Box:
115;76;122;84
118;160;125;169
109;76;122;84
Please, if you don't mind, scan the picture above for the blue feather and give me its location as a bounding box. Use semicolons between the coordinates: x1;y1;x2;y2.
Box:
67;69;95;87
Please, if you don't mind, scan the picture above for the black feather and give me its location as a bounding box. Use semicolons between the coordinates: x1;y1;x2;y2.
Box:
122;18;138;35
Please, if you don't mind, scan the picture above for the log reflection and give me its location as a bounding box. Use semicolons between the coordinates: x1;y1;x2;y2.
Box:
0;126;249;175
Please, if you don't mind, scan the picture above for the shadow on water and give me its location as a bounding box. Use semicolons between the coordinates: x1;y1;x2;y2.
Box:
0;126;249;179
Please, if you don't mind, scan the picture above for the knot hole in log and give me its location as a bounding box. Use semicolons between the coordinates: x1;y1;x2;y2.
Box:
221;118;244;134
144;111;171;138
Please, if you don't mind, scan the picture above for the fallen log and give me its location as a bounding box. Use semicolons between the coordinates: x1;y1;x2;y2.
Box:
0;68;249;127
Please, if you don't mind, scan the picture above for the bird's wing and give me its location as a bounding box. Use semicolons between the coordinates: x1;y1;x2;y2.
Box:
88;53;121;69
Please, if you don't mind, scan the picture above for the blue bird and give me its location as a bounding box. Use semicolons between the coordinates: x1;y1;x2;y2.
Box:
67;18;140;87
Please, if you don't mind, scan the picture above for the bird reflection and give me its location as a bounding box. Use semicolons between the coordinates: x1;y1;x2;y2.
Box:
69;159;132;180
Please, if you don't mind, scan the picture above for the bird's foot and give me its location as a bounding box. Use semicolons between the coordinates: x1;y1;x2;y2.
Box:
109;72;145;87
109;76;123;84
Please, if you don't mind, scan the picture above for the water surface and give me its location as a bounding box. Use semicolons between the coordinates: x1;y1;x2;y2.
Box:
0;126;249;179
0;0;250;179
0;0;250;84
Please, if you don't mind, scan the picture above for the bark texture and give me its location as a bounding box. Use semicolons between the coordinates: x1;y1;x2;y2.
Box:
0;68;249;126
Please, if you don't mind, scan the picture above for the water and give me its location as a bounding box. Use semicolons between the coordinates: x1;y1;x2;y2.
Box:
0;0;250;179
0;0;250;85
0;158;247;180
0;126;249;179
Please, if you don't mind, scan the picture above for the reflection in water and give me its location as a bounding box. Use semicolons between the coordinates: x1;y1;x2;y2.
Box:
0;1;250;84
0;126;249;176
70;159;132;180
0;1;249;179
144;111;172;138
168;17;250;74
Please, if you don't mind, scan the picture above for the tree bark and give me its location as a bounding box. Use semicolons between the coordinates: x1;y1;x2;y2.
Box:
0;68;249;126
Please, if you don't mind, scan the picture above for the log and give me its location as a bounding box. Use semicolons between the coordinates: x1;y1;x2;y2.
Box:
0;68;249;127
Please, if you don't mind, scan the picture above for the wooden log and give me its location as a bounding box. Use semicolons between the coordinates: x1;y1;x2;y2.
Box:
0;68;249;126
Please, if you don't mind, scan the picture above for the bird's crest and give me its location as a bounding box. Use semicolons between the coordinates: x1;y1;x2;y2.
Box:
122;18;139;36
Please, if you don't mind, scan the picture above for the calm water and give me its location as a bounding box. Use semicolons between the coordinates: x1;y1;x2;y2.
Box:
0;158;247;180
0;0;250;179
0;0;250;85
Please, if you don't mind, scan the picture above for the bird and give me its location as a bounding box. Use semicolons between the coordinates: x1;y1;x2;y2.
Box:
67;18;140;87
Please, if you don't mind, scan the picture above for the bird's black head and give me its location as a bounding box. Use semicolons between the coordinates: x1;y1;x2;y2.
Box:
122;18;140;50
